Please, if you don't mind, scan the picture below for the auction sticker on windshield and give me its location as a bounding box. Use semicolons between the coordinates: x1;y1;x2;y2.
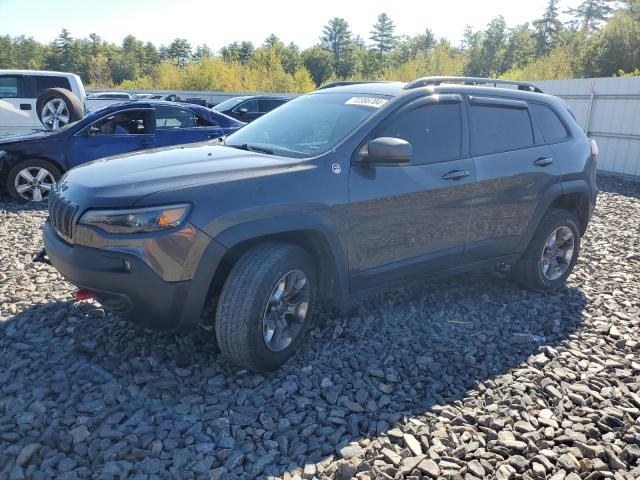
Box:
345;97;388;108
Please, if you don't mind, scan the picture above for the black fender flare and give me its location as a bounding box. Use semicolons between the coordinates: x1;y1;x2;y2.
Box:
212;212;350;308
515;179;591;254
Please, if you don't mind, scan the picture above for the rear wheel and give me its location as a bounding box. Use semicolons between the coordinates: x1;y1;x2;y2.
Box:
215;242;317;372
6;159;61;202
513;209;581;292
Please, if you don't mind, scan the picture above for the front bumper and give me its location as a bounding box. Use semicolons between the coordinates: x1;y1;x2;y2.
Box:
43;220;225;331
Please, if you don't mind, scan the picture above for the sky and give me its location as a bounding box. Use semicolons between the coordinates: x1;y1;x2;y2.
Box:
0;0;583;50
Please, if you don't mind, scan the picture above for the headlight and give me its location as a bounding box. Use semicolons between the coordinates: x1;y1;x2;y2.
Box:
79;204;191;234
0;150;7;159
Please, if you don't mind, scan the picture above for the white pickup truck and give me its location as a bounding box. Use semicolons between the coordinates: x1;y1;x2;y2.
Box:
0;70;87;136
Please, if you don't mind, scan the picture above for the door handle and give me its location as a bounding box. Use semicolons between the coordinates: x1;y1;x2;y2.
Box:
20;103;32;111
442;170;471;181
534;157;554;167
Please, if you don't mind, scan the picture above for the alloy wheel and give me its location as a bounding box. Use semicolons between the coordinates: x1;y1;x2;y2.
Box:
41;98;70;130
261;269;310;352
14;167;55;202
540;225;575;281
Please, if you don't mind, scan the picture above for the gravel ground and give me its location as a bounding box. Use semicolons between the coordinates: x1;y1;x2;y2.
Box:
0;174;639;480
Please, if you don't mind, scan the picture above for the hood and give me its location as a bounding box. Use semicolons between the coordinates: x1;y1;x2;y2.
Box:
0;130;53;146
57;143;301;208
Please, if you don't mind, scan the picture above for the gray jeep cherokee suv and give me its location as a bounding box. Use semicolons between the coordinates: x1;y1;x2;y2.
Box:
41;76;598;371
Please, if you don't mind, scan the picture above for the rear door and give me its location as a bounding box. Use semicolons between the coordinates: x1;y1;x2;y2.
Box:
232;98;261;122
66;108;155;168
348;94;475;291
0;75;38;135
154;105;223;147
259;98;286;115
463;95;558;263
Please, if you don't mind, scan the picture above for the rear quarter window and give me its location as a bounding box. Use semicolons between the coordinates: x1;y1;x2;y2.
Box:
529;103;570;143
470;104;534;155
35;76;72;93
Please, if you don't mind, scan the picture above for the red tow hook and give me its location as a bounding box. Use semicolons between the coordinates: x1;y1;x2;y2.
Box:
74;289;95;301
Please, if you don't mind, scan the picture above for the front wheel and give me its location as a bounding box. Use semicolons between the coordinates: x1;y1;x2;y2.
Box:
215;242;317;372
6;159;61;202
513;209;581;292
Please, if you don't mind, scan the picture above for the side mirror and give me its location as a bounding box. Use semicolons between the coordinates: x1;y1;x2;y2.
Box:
360;137;412;165
237;108;248;116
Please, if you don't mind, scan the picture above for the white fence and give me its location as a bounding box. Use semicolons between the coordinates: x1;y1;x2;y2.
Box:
95;76;640;179
532;77;640;178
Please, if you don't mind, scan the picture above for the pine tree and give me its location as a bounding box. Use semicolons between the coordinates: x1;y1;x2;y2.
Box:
320;17;353;76
264;34;281;49
166;38;192;67
566;0;615;32
533;0;563;54
193;45;212;61
370;13;396;57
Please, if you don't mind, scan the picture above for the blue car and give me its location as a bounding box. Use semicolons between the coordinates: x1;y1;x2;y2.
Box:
0;101;244;202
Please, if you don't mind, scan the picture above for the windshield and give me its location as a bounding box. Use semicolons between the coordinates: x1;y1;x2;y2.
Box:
213;97;247;111
225;92;390;158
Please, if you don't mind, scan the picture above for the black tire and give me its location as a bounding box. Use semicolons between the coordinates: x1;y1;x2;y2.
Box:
215;242;318;372
513;209;581;292
36;88;84;131
6;159;61;203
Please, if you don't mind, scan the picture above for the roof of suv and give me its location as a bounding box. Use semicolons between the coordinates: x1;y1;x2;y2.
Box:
0;69;79;77
314;77;554;104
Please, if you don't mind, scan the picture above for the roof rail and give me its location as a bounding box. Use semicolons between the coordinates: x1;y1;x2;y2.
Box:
317;80;390;90
404;76;543;93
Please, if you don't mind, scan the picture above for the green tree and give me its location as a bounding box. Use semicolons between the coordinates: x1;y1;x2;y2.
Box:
88;33;103;56
566;0;615;32
370;13;396;58
502;24;536;71
193;44;213;61
533;0;563;55
49;28;74;71
166;38;192;67
280;42;303;74
264;34;281;49
391;30;437;65
618;0;640;20
0;35;16;68
580;12;640;76
320;17;354;77
88;53;113;87
302;46;334;85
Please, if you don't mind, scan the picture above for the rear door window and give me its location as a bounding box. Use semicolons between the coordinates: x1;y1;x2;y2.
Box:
155;105;197;128
470;102;534;155
529;103;569;143
0;76;21;98
375;102;463;165
35;75;71;93
259;99;285;112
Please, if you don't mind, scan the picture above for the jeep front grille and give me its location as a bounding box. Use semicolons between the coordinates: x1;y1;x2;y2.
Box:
48;190;78;242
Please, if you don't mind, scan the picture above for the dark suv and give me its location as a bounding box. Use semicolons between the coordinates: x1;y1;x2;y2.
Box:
212;95;291;122
40;77;598;371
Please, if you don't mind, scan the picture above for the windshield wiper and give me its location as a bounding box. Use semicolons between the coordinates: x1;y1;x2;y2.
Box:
228;143;274;155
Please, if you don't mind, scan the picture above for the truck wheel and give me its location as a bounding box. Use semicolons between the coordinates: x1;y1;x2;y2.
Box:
6;159;61;202
215;242;317;372
36;88;84;131
513;209;581;292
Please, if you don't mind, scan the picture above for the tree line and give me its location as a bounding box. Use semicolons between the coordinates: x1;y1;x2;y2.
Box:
0;0;638;93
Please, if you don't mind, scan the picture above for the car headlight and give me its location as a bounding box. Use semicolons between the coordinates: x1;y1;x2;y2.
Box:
79;204;191;234
0;150;7;159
